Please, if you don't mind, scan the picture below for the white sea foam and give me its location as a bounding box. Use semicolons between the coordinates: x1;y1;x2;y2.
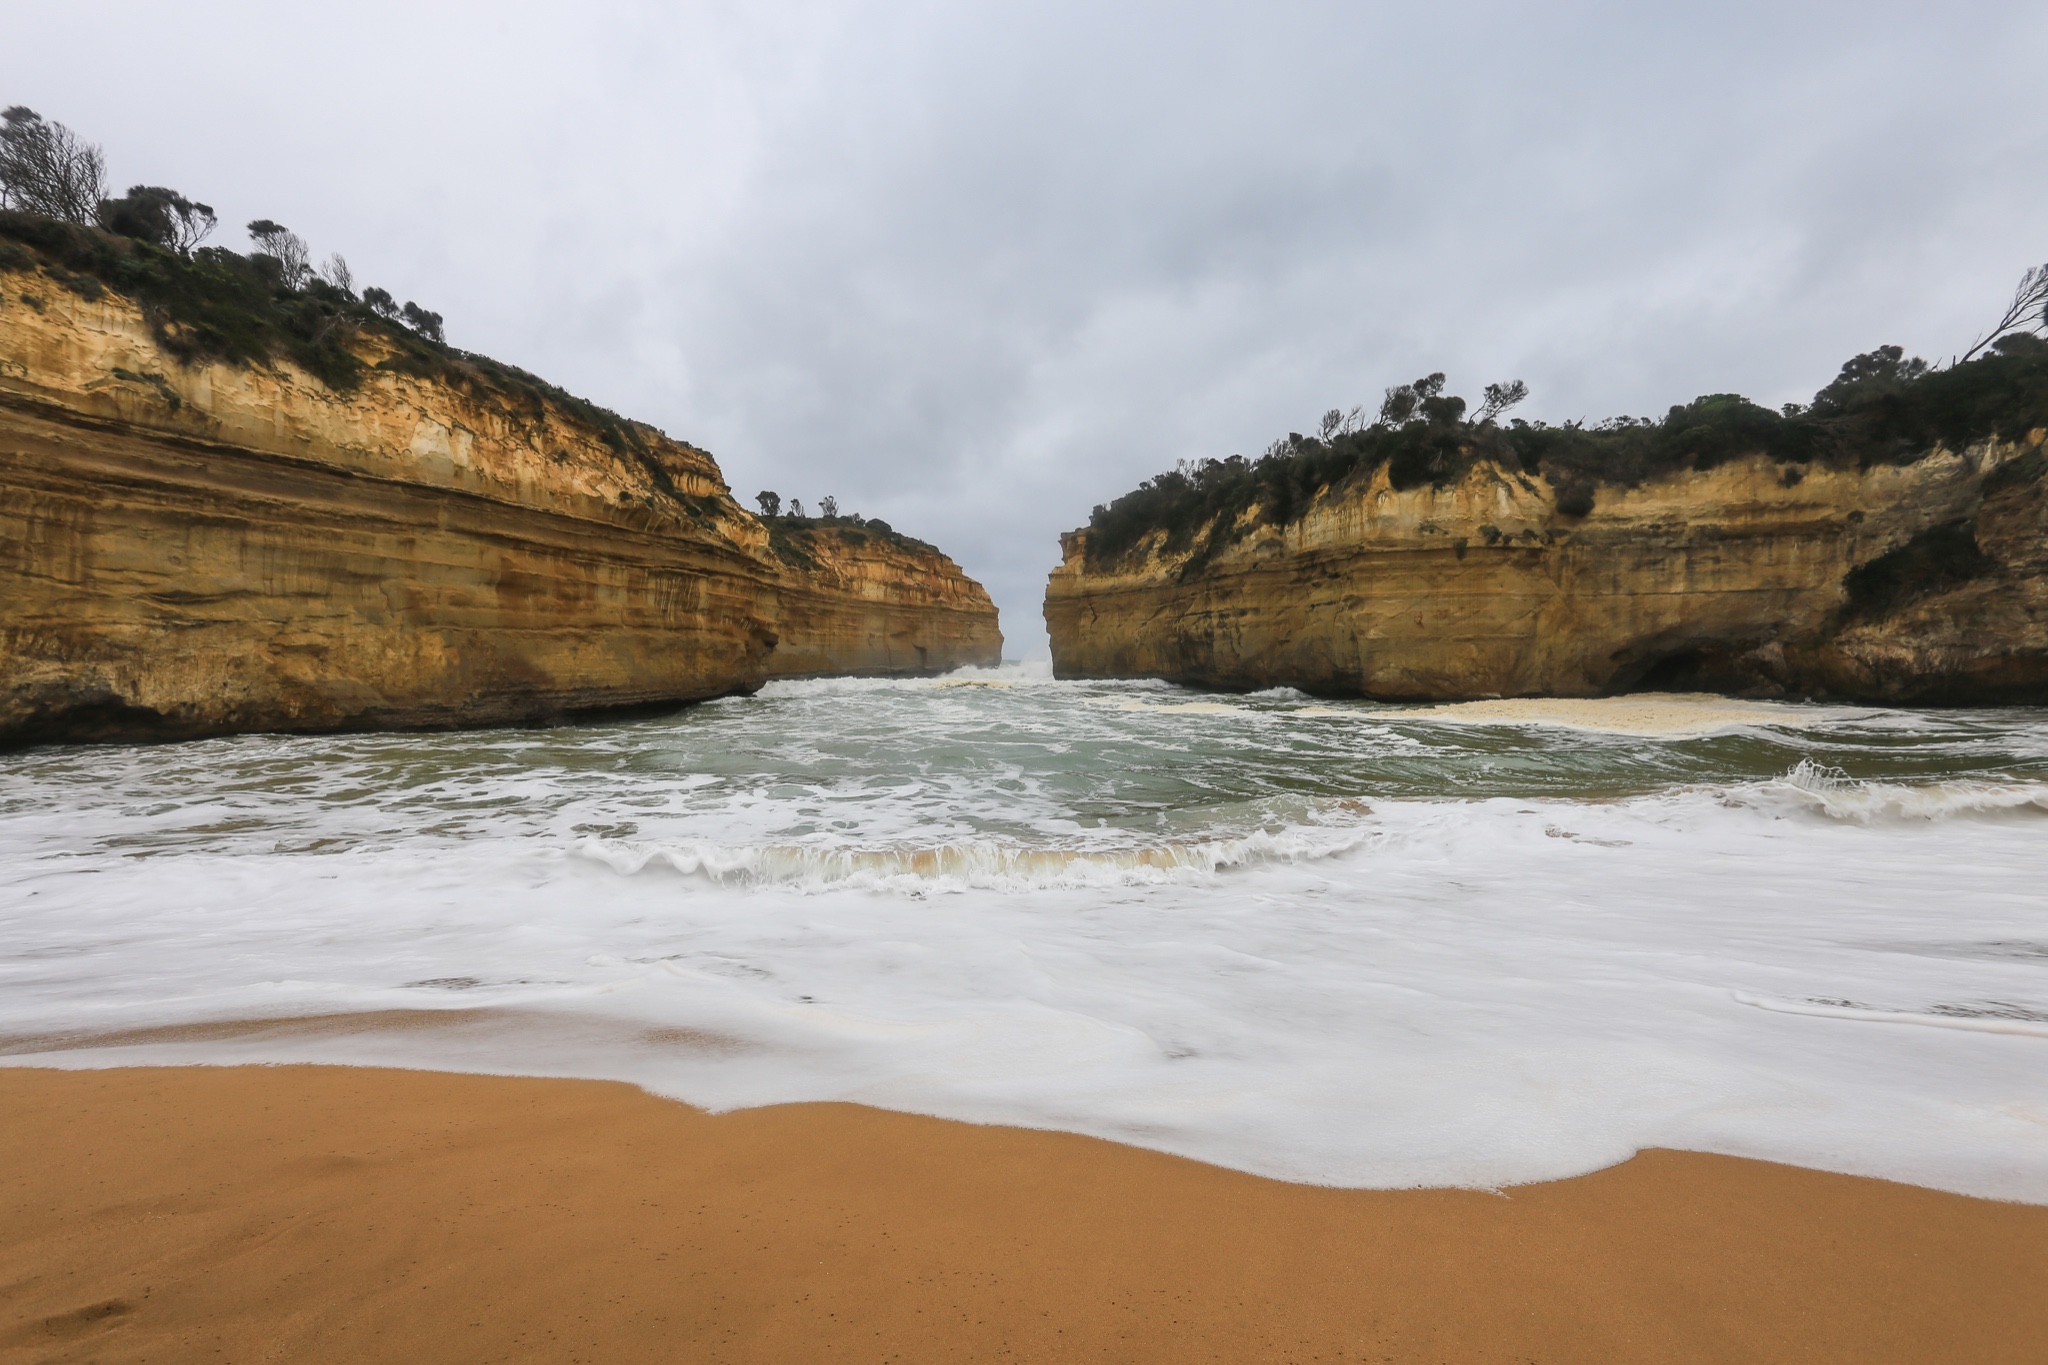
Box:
1747;758;2048;822
2;673;2045;1200
758;660;1060;699
1733;992;2048;1038
1112;698;1253;715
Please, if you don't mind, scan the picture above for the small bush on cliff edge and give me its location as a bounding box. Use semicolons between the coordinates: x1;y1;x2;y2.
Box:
1084;332;2048;570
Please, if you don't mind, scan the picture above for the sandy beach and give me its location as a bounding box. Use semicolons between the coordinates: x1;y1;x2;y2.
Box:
3;1065;2043;1363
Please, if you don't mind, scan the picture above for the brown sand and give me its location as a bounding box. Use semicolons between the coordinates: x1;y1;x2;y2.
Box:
2;1066;2043;1363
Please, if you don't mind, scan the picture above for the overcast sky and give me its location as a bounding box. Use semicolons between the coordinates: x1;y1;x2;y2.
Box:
7;1;2046;653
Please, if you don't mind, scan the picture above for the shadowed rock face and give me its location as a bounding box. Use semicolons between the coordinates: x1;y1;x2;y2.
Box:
1044;442;2048;704
0;273;999;747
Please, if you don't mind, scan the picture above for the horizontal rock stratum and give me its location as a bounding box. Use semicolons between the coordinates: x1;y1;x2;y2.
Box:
0;256;999;747
1045;440;2048;704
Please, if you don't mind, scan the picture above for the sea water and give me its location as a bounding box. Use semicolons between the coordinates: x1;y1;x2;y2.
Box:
3;664;2045;1199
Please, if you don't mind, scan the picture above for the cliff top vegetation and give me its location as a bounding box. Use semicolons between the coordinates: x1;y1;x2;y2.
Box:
0;105;950;556
0;104;735;518
758;513;943;569
749;492;938;560
0;203;739;517
1082;271;2048;570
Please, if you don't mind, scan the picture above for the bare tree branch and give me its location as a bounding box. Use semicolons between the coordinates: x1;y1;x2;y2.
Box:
1958;263;2048;364
0;106;107;223
320;253;355;295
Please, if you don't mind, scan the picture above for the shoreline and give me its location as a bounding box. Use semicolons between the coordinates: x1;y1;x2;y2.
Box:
5;1065;2044;1363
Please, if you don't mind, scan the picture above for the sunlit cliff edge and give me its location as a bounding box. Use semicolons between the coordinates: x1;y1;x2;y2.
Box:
1045;439;2048;704
0;268;1000;747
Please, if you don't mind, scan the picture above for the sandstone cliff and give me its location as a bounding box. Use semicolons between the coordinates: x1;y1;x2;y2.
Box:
1045;438;2048;704
763;521;1005;678
1;258;998;746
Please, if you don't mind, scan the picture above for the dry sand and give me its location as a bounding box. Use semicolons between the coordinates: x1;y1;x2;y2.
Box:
3;1065;2043;1363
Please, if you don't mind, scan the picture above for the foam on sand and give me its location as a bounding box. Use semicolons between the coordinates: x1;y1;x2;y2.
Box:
1386;691;1867;736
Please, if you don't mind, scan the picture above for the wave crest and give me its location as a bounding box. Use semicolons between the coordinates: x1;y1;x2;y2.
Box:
577;808;1374;893
1755;759;2048;823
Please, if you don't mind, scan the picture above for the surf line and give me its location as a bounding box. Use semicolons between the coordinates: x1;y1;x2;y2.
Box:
1732;991;2048;1038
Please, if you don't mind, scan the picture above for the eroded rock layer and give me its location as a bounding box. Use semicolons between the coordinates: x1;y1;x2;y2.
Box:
1;272;1000;746
1045;443;2048;703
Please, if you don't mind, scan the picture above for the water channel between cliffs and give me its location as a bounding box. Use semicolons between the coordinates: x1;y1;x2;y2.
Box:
3;663;2045;1201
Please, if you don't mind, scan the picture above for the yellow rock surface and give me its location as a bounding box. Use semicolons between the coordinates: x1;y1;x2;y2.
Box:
1045;440;2048;702
0;272;1000;744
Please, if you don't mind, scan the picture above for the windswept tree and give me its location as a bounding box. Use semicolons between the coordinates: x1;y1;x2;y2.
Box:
1474;379;1530;424
755;490;782;517
1319;407;1367;440
400;300;444;344
1958;263;2048;364
0;106;107;223
818;495;839;518
361;286;400;319
1378;372;1450;426
1378;384;1418;427
97;185;215;253
1810;345;1928;409
246;219;310;288
788;498;806;518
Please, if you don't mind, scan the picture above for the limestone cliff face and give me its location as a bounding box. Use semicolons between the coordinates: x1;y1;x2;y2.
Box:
0;269;1000;746
763;523;1002;679
1045;439;2048;703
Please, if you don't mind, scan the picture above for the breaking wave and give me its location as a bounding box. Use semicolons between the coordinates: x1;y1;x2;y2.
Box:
577;804;1376;892
1749;759;2048;823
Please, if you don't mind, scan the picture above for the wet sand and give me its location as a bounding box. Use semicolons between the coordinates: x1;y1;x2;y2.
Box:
3;1065;2043;1363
